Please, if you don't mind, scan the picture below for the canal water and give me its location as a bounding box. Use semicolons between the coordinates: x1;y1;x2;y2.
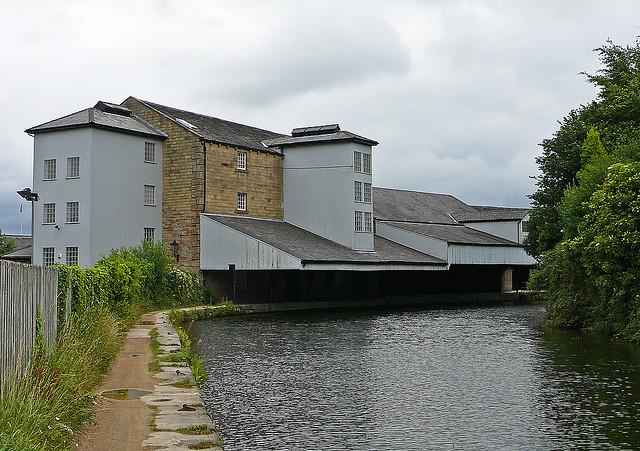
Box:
190;304;640;450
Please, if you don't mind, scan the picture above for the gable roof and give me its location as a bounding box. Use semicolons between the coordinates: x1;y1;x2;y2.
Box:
454;206;530;222
264;130;378;148
203;214;446;265
126;97;284;154
379;221;521;247
25;103;167;139
373;187;478;224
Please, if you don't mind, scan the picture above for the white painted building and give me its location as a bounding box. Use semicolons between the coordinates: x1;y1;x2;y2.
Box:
26;101;165;267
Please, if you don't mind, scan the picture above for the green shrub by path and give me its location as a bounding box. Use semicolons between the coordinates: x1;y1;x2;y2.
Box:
0;306;121;450
1;240;214;449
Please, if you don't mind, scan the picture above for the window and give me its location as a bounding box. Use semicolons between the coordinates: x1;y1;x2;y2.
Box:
43;247;55;266
66;247;78;266
145;142;156;163
237;151;247;171
43;203;55;224
363;153;371;174
522;221;529;233
237;192;247;211
363;183;372;203
66;202;79;223
44;159;56;180
353;151;362;172
67;157;80;178
354;211;363;232
144;185;155;206
144;227;155;241
354;181;363;202
364;212;373;232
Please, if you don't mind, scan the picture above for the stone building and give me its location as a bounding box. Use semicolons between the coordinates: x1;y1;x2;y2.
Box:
26;98;535;301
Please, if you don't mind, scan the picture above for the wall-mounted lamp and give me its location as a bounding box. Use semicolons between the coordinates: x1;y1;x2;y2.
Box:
170;238;180;262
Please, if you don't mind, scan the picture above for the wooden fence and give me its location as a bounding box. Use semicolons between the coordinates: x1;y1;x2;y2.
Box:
0;260;59;385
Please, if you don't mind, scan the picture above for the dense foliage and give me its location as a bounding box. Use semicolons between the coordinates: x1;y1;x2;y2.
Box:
0;228;15;255
1;240;212;448
528;40;640;343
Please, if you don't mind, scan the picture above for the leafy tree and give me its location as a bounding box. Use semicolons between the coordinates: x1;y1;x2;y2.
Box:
526;40;640;257
0;229;15;255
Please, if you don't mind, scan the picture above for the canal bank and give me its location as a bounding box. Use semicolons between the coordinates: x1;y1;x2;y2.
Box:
77;310;223;451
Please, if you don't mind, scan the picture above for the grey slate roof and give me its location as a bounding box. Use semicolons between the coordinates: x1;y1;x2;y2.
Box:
380;221;521;247
373;187;478;224
264;130;378;148
128;98;284;154
26;104;167;138
454;206;530;222
1;235;32;262
203;214;445;265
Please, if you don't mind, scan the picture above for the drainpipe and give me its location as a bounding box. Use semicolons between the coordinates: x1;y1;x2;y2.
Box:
202;140;207;212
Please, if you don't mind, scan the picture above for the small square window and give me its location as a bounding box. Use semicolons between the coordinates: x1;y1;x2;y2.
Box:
237;192;247;211
237;151;247;171
66;246;78;266
354;181;363;202
363;153;371;174
144;185;155;206
67;157;80;178
364;212;373;233
354;211;363;232
364;183;372;203
42;247;55;266
144;227;155;241
66;201;79;223
43;203;55;224
353;151;362;172
145;142;156;163
44;159;56;180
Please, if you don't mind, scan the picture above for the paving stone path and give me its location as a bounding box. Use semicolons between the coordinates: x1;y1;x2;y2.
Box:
141;311;223;451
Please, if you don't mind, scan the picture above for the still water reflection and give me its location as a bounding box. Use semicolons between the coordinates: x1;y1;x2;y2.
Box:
191;304;640;450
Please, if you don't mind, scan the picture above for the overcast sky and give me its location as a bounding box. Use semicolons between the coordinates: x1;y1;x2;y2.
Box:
1;0;639;234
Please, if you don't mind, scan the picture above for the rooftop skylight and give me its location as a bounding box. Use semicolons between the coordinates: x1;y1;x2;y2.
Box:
176;118;198;130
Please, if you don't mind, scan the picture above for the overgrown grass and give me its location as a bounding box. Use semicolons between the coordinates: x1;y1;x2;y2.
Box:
0;306;121;450
149;327;162;373
176;424;214;435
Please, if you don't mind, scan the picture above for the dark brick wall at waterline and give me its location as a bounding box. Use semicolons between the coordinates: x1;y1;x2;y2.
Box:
203;266;531;304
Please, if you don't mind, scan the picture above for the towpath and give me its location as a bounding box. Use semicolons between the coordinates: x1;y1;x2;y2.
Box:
76;311;222;450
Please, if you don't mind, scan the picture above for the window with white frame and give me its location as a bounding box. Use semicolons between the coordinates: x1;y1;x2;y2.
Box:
522;221;529;233
363;182;372;203
43;203;55;224
43;247;55;266
66;246;78;266
67;157;80;178
354;181;363;202
237;151;247;171
353;151;362;172
144;185;155;206
363;153;371;174
237;192;247;211
144;227;155;241
66;201;79;223
354;211;364;232
145;142;156;163
364;212;373;232
44;159;56;180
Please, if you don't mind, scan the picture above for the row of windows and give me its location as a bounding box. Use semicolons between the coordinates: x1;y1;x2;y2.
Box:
44;157;79;180
42;246;78;266
43;202;79;224
354;151;371;175
354;181;372;203
354;211;373;233
42;227;156;267
42;142;157;182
